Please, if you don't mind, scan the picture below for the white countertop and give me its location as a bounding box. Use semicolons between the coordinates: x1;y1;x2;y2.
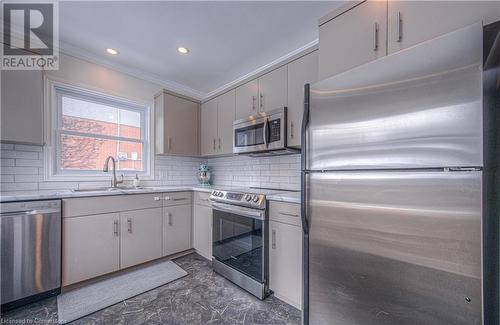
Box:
0;185;300;204
266;191;300;204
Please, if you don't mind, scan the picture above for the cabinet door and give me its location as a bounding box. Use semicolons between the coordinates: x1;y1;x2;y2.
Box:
388;1;500;54
258;65;287;113
120;208;162;268
62;213;120;286
159;93;199;156
269;220;303;310
217;89;236;154
318;0;387;79
287;51;318;147
235;79;259;120
193;204;213;260
1;70;43;144
163;204;192;256
200;98;218;156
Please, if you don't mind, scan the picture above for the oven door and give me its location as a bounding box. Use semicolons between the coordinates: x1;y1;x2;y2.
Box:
212;202;267;283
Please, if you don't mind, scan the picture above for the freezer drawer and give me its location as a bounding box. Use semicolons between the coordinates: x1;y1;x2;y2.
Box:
308;23;483;171
307;171;482;325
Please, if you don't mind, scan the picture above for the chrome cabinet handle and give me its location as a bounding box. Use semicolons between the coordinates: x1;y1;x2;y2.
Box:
290;122;294;139
172;198;187;201
113;220;119;236
252;95;256;111
127;218;132;233
213;138;216;151
218;138;221;150
396;11;402;42
168;212;173;226
166;136;171;151
279;212;299;217
272;229;276;249
154;196;161;201
260;93;264;110
373;22;379;51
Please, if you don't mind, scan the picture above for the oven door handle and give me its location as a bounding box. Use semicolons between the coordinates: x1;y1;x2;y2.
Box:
212;202;265;220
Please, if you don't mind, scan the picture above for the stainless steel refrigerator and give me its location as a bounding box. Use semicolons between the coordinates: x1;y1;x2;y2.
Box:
301;21;500;325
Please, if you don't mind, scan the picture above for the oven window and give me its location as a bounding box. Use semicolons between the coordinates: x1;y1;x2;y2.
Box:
234;123;265;147
213;209;263;282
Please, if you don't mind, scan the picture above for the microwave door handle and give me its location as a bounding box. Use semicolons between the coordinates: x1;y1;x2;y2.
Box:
263;118;269;148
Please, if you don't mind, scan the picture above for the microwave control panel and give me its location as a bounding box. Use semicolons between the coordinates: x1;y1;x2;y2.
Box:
269;119;281;142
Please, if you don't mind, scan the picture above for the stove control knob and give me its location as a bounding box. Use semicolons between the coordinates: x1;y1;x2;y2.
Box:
253;196;260;203
245;195;252;201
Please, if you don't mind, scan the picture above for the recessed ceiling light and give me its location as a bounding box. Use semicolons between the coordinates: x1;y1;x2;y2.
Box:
177;47;189;55
106;48;119;55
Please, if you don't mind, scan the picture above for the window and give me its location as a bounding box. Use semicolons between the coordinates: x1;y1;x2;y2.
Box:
51;83;150;177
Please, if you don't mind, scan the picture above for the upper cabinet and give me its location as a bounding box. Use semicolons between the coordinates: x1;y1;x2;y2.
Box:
217;90;236;154
319;0;387;80
201;98;218;156
155;91;199;156
235;79;259;120
388;1;500;54
319;1;500;80
235;66;287;120
201;90;236;156
258;65;288;113
1;70;44;145
287;51;318;147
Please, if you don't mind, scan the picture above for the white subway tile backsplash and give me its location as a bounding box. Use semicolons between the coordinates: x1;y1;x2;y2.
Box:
1;150;39;159
15;159;43;167
1;166;39;175
1;182;38;191
0;145;300;193
1;159;15;167
15;174;43;182
13;145;43;152
207;154;300;191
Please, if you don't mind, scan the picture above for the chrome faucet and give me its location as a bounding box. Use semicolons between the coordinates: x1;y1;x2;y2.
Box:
103;156;124;188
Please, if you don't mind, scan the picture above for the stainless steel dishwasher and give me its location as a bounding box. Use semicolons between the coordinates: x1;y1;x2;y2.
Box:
1;200;61;311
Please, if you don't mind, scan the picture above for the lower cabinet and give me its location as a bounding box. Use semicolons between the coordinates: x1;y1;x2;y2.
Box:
163;204;192;256
269;202;303;310
193;201;213;260
62;213;120;286
120;208;163;269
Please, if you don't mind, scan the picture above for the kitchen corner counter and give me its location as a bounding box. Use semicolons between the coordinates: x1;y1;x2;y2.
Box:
0;185;301;204
266;191;300;204
0;185;216;203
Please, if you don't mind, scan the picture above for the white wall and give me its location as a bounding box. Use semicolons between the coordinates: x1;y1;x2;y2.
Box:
46;53;162;104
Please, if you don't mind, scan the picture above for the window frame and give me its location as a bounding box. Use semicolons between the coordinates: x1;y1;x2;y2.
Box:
44;77;153;181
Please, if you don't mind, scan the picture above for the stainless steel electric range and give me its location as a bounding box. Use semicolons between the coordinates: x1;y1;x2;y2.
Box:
209;188;285;299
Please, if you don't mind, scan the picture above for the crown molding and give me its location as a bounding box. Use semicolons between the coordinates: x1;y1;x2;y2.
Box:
58;40;205;100
58;38;319;102
203;39;319;101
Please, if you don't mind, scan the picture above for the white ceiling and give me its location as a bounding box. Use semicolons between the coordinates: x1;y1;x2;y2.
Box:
59;1;344;99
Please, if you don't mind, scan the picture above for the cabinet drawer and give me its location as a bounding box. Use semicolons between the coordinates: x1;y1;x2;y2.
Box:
194;191;211;207
163;191;192;206
63;193;163;217
269;201;301;227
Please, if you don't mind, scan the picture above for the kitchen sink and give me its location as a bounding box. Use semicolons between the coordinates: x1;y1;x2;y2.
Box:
71;187;120;193
71;187;153;193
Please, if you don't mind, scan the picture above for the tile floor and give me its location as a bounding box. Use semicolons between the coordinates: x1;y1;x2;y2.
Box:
1;253;301;324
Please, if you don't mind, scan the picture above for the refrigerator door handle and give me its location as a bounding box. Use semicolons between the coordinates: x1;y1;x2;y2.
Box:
301;83;311;325
301;83;310;235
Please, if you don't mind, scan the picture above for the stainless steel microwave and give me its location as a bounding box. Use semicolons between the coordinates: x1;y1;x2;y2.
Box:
233;107;298;156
